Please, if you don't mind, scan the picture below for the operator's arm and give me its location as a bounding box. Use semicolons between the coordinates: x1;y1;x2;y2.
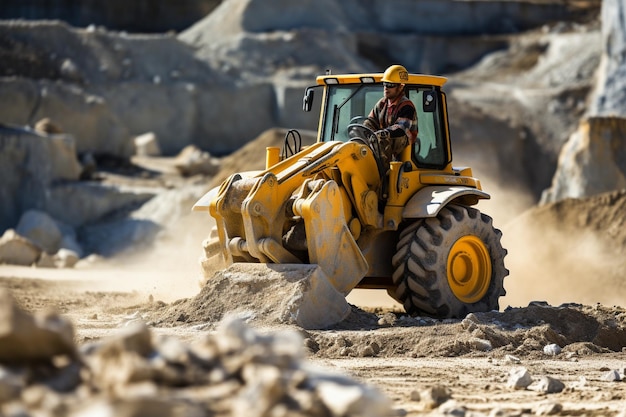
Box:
364;99;384;131
384;102;417;144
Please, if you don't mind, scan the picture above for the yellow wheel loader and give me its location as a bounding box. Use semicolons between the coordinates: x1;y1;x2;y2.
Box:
193;67;508;329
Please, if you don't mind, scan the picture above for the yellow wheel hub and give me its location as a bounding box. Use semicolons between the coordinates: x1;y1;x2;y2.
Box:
447;235;492;303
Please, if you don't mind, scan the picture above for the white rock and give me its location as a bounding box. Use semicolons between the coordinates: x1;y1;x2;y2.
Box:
134;132;162;157
419;384;453;409
543;343;562;356
533;376;565;393
316;380;391;417
54;248;80;268
0;229;41;266
505;354;521;364
602;369;622;382
15;209;63;253
507;367;533;390
469;337;492;352
535;401;563;415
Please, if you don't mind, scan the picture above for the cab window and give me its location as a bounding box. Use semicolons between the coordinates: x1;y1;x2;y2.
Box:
321;84;449;169
406;88;449;169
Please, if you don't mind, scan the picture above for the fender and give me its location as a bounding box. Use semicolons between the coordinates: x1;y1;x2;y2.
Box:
402;185;490;218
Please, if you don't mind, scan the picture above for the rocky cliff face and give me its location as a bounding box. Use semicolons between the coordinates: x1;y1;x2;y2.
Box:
590;0;626;117
0;0;601;158
541;117;626;203
542;0;626;203
0;0;220;32
0;0;616;264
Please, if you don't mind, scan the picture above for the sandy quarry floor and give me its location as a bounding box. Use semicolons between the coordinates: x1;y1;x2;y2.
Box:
2;265;626;417
2;149;626;416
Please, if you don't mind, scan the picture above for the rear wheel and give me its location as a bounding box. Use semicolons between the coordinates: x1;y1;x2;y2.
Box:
391;204;508;318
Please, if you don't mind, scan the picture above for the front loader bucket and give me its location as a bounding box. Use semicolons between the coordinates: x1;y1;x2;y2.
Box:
204;263;351;329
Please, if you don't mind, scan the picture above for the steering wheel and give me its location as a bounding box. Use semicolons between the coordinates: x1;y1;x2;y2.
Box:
347;122;376;141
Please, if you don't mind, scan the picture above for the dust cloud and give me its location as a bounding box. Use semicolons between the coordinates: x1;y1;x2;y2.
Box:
500;214;626;309
82;209;214;303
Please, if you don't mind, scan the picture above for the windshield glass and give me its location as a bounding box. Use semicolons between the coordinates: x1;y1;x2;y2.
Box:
323;85;381;143
321;83;449;168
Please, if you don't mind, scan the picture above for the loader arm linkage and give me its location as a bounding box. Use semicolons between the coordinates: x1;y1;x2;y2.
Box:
210;140;380;294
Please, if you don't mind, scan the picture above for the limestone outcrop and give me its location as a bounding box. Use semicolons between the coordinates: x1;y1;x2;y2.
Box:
590;0;626;117
542;0;626;203
541;117;626;203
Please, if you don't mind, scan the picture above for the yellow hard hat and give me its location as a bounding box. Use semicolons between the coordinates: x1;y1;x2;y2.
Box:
381;65;409;83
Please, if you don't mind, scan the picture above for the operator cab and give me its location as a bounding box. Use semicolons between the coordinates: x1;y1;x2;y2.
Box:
303;73;452;170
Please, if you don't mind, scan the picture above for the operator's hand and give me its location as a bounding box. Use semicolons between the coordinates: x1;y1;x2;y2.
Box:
369;129;392;164
375;129;390;142
363;119;379;131
369;129;388;146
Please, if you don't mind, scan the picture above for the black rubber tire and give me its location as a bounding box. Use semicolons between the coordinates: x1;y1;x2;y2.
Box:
391;204;508;318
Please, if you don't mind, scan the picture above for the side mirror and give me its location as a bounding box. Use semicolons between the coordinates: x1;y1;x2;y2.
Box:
303;87;315;112
423;91;437;113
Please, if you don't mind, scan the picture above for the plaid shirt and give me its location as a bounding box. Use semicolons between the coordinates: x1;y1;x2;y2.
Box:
367;95;417;144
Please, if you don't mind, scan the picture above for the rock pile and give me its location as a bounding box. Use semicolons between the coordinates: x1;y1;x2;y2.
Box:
0;288;392;417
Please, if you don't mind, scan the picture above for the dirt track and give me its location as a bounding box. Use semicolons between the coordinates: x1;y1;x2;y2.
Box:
2;266;626;416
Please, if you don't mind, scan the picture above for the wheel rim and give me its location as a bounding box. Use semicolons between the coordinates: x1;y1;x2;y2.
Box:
447;235;492;303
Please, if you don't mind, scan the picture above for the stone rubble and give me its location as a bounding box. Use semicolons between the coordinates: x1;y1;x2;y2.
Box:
0;288;393;417
173;144;221;177
0;209;84;269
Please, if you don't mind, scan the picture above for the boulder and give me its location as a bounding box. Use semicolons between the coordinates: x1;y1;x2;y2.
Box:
0;230;41;266
36;252;57;268
173;145;220;177
15;209;63;254
133;132;162;157
0;123;82;231
192;83;280;154
541;117;626;203
78;217;161;257
0;289;76;363
448;29;601;202
54;248;80;268
35;248;80;269
43;182;155;228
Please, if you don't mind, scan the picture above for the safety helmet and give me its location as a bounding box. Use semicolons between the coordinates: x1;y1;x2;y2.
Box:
381;64;409;84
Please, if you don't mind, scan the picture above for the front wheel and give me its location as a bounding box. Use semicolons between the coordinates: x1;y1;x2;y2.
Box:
391;204;508;318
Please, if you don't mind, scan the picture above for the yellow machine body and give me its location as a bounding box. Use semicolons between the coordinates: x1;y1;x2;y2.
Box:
193;69;507;328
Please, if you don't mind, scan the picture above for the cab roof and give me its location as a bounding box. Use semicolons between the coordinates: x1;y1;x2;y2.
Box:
315;72;447;87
